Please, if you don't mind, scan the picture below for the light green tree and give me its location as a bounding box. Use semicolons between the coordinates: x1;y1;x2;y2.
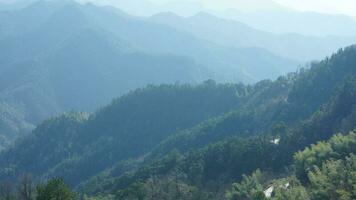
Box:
36;178;76;200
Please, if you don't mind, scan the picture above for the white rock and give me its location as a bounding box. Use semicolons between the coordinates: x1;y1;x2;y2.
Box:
264;186;274;198
271;138;280;145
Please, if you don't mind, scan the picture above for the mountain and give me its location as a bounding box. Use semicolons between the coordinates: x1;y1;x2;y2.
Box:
79;3;297;81
0;0;208;147
0;0;69;38
80;0;289;17
1;45;356;195
155;0;204;17
78;0;288;17
78;46;356;200
214;0;288;12
78;0;160;17
0;0;300;147
1;1;356;200
0;102;34;151
0;82;246;185
0;0;37;11
217;9;356;37
149;11;356;61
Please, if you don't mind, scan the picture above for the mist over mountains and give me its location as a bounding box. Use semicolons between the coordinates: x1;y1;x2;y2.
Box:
149;11;356;61
217;9;356;37
79;0;356;37
0;1;356;199
0;0;299;145
1;38;356;200
0;0;355;148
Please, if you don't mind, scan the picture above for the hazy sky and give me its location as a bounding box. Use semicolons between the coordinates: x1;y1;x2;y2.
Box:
275;0;356;16
147;0;356;16
1;0;355;16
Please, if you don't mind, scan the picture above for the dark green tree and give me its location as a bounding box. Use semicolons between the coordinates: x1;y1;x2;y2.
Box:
36;178;75;200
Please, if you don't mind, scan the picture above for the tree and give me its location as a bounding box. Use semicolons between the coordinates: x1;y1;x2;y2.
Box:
252;191;267;200
308;154;356;200
271;177;309;200
36;178;75;200
225;170;266;200
0;181;14;200
18;174;35;200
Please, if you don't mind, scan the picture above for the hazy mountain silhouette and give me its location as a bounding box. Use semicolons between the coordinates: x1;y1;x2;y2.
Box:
150;11;356;61
217;9;356;37
0;0;297;146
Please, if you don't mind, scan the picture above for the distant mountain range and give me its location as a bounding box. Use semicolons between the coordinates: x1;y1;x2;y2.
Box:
216;9;356;37
149;11;356;61
79;0;356;38
0;0;299;147
0;0;355;151
1;45;356;196
78;0;290;17
0;1;356;199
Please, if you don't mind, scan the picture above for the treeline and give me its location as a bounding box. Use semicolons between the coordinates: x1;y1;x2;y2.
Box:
227;132;356;200
2;45;356;200
78;46;356;199
0;81;246;186
81;132;356;200
0;176;75;200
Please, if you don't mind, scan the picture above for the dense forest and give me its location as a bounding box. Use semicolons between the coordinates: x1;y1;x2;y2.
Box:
1;0;356;149
1;1;356;200
0;0;308;148
0;43;356;199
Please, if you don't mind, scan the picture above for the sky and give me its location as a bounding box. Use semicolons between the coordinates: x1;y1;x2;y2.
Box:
147;0;356;16
2;0;352;17
275;0;356;16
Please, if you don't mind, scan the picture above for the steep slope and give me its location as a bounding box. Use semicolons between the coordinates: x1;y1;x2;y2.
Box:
80;3;298;82
224;132;356;200
0;102;34;151
2;45;356;193
0;1;211;144
149;12;356;62
0;0;300;145
0;0;70;38
44;28;208;111
85;46;356;199
148;45;356;161
0;82;246;186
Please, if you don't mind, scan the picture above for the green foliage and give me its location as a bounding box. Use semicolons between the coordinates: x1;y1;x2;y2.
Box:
36;178;76;200
0;82;244;186
84;81;356;198
227;132;356;200
3;39;356;200
270;177;309;200
0;178;75;200
0;112;88;177
294;132;356;182
115;175;214;200
308;154;356;200
0;181;15;200
0;0;304;148
227;173;309;200
225;170;266;200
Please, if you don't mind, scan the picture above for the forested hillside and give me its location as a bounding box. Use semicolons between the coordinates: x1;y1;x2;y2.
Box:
0;0;300;147
0;82;246;186
74;45;356;200
1;44;356;200
1;1;356;200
